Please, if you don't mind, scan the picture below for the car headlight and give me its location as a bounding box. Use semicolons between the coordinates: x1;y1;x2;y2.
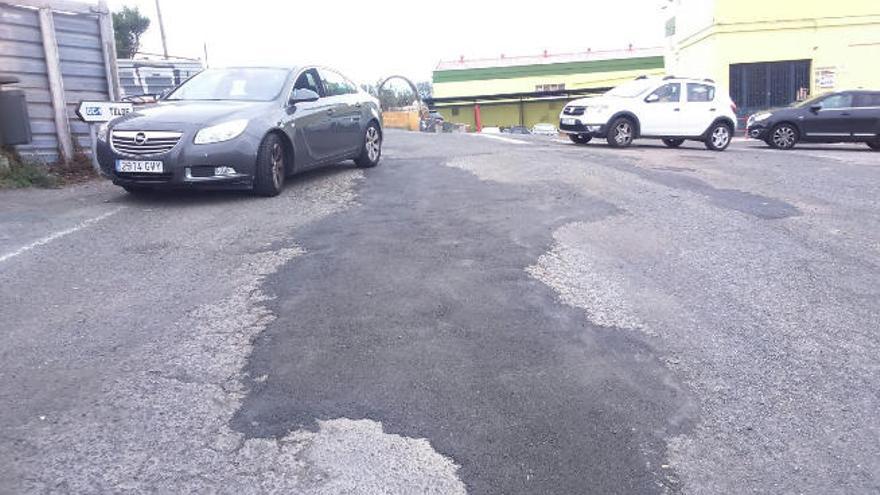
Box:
751;112;772;123
194;119;249;144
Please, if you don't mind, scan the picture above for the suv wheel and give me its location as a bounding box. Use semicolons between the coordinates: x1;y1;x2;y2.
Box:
704;123;732;151
867;139;880;151
662;138;685;148
607;117;635;148
569;134;592;144
768;123;798;150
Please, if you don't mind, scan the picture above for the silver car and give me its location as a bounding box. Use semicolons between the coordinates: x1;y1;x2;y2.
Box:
96;66;383;196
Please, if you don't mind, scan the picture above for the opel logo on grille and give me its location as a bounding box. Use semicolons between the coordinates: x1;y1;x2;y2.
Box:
134;132;148;145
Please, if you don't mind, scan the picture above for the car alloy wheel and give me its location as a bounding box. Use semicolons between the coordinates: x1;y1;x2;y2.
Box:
771;125;797;150
366;126;381;162
355;122;382;168
711;126;730;149
253;133;285;197
614;121;633;146
271;141;284;189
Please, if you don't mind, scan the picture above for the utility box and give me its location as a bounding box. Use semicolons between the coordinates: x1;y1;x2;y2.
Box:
0;76;32;146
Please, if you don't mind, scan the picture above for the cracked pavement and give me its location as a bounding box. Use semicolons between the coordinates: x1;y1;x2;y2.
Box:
1;130;878;494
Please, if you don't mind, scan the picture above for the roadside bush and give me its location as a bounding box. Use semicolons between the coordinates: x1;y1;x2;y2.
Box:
0;145;95;188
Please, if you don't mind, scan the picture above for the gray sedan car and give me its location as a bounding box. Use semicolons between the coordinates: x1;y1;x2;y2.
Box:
96;66;383;196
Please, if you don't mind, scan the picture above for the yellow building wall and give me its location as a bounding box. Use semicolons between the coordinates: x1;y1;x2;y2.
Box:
667;0;880;94
436;99;569;130
433;68;664;99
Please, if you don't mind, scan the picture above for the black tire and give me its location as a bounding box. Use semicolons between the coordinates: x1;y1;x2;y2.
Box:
253;133;285;197
568;134;592;145
662;138;685;148
867;139;880;151
704;122;733;152
355;121;382;168
122;185;152;195
768;123;799;150
606;117;635;148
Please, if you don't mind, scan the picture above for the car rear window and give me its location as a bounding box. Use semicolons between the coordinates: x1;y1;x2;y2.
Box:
687;83;715;102
853;93;880;108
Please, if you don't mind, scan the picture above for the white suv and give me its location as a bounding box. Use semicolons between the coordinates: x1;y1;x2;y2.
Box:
559;76;738;151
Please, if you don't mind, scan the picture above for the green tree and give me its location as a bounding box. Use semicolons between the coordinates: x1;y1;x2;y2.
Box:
113;6;150;59
416;81;433;99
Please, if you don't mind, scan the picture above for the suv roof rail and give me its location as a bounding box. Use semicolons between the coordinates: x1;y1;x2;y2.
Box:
703;78;715;83
662;75;676;80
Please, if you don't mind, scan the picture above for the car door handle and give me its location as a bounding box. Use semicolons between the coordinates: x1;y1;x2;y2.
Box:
709;108;717;112
674;108;681;112
841;112;851;116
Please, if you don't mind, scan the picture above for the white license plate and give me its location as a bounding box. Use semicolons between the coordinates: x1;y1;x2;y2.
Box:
116;160;164;173
561;118;578;126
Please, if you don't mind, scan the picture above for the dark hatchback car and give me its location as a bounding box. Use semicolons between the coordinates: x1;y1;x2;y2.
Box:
746;90;880;151
96;66;383;196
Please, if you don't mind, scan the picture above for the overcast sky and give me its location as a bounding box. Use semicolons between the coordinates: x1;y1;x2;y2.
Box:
104;0;667;84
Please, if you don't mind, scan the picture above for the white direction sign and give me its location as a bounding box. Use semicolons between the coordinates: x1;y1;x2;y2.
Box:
75;101;134;123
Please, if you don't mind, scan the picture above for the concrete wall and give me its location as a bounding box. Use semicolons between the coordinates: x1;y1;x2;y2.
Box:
666;0;880;94
54;11;112;152
0;0;118;164
1;3;58;160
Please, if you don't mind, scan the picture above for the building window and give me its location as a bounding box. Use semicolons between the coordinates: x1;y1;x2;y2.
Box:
665;17;676;37
451;107;460;116
536;83;565;92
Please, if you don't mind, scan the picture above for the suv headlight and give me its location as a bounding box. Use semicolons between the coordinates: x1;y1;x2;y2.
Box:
194;119;249;144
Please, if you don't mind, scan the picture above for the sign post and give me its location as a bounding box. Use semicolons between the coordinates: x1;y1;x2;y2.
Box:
75;101;134;173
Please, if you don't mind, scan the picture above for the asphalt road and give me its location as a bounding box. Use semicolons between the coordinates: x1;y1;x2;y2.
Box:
1;131;878;494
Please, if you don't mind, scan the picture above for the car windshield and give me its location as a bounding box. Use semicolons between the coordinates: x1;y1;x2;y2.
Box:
165;68;289;102
605;79;655;98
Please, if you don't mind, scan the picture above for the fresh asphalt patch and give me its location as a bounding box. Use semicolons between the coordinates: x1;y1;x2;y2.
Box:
233;151;694;494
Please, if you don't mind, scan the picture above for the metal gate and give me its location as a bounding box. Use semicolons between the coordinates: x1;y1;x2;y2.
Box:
729;60;811;124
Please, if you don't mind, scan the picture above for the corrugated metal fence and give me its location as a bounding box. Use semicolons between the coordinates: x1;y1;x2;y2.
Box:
0;0;119;164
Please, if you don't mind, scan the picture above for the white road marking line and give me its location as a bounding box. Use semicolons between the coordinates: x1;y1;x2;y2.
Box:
470;133;531;145
0;207;124;264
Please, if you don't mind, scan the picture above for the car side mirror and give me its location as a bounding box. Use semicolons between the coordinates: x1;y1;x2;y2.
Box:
645;94;660;103
290;88;319;105
809;104;822;113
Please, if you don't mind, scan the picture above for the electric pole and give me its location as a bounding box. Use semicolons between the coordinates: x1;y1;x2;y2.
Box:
154;0;169;59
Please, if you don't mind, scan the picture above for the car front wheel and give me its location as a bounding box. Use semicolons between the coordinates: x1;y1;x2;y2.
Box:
253;133;285;197
704;123;732;151
355;122;382;168
662;138;685;148
607;117;635;148
768;123;799;150
569;134;592;144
